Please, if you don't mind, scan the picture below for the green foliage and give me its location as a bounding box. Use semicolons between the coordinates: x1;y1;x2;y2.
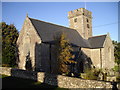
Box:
113;65;119;72
55;33;75;74
1;22;19;67
84;68;101;80
113;41;120;66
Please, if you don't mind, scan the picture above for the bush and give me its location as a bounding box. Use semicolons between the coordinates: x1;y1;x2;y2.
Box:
113;65;119;72
83;68;101;80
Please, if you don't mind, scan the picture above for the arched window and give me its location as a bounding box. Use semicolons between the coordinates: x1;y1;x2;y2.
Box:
108;47;111;61
25;51;32;71
86;18;89;22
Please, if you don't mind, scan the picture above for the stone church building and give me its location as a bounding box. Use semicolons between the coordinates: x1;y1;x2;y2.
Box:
17;8;115;74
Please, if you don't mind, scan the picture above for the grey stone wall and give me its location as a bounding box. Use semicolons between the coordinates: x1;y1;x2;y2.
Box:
102;34;115;69
91;48;101;68
17;16;41;71
0;67;12;76
1;67;119;89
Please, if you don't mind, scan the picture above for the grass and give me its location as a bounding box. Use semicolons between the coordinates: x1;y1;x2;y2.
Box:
1;75;68;89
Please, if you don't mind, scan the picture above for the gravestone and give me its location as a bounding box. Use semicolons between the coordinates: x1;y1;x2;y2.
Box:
98;72;104;80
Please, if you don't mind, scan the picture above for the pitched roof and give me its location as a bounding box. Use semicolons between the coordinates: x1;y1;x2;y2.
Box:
88;35;107;48
29;17;91;48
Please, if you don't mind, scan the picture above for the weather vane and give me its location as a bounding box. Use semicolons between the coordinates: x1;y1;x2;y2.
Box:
84;0;86;9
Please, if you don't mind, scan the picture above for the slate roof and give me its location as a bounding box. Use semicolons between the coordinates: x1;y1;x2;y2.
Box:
29;17;106;49
88;35;107;48
29;17;91;48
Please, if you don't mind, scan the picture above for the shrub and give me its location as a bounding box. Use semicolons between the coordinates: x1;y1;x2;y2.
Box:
84;68;101;80
113;65;119;72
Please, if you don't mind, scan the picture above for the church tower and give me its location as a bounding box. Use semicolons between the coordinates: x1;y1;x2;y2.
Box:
68;8;92;39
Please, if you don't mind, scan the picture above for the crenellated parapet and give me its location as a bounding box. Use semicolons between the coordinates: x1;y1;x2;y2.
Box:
68;8;92;19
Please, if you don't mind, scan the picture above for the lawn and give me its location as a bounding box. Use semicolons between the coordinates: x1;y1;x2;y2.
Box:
1;75;68;89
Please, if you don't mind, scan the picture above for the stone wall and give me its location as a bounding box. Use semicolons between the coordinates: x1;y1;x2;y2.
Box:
1;67;120;89
102;34;115;69
0;67;12;76
17;16;41;70
91;48;101;68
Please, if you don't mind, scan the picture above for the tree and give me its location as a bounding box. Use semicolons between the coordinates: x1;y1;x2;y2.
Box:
55;33;75;74
112;40;120;72
1;22;19;67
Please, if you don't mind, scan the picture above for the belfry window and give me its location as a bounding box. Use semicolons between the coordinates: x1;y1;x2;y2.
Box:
86;18;89;22
74;18;77;22
87;24;90;28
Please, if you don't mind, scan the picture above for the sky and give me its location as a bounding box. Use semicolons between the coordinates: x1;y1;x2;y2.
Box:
2;2;118;41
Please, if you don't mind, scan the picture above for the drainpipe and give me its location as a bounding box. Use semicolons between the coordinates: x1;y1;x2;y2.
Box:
100;48;102;69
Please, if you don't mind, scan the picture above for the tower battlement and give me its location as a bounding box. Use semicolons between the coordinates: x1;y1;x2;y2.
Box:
68;8;92;19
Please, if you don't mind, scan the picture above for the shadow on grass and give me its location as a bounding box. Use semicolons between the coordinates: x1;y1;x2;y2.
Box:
2;76;61;89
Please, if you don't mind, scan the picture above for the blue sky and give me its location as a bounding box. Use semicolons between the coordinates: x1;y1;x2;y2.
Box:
2;2;118;41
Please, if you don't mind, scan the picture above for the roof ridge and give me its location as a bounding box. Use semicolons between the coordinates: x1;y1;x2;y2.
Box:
89;34;107;39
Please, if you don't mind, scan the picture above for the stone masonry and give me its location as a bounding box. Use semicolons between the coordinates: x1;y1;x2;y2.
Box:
68;8;92;39
1;67;119;89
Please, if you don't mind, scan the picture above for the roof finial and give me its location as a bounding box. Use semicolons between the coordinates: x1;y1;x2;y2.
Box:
26;13;28;17
84;0;86;9
107;32;110;36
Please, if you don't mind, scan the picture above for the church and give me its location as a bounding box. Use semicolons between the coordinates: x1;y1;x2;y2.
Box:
17;8;115;74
